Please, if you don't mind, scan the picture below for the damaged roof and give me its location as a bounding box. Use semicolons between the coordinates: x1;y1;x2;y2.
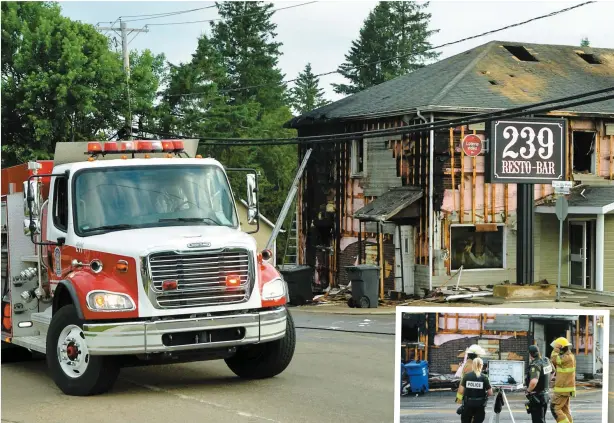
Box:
287;40;614;127
536;185;614;214
353;186;423;222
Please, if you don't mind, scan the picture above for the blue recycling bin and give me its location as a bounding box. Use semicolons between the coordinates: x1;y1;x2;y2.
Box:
403;360;429;394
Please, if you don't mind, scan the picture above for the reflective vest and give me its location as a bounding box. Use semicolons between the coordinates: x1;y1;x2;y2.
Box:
551;348;576;396
463;371;490;406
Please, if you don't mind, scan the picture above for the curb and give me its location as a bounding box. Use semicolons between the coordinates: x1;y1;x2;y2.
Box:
290;307;397;315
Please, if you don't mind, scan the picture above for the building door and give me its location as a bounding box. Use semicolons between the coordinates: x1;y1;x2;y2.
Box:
569;221;588;288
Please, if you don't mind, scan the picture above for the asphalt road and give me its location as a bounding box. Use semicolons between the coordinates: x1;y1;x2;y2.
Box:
400;389;604;423
1;310;395;423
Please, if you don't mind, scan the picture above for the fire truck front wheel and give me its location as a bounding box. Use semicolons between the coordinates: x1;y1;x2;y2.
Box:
46;305;120;396
225;309;296;379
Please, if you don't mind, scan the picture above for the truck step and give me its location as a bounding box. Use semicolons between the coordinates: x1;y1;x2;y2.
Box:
12;335;46;354
31;307;52;337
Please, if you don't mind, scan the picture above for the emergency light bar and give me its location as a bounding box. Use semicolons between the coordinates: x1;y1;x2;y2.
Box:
86;140;185;157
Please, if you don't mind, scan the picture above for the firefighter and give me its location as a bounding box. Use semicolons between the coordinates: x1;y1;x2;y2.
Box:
456;357;493;423
550;337;576;423
525;345;553;423
461;344;485;382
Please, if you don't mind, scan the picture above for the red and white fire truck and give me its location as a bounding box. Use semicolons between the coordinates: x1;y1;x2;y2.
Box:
1;139;295;396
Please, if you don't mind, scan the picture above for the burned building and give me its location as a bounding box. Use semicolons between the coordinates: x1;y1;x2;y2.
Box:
401;312;604;378
286;41;614;296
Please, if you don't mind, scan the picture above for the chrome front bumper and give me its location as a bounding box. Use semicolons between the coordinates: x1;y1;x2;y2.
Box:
83;307;287;355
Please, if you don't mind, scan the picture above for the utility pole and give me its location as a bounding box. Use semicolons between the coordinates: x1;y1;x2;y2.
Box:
96;20;149;140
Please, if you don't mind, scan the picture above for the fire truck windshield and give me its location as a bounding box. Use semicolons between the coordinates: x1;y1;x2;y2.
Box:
73;164;238;235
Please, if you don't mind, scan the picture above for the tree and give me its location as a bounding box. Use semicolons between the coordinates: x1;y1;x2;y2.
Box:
0;2;165;166
290;63;329;114
581;37;590;47
332;1;440;95
1;2;124;165
210;1;287;111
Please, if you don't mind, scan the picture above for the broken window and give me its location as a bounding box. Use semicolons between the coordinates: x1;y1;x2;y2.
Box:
572;131;595;173
502;45;538;62
351;139;365;176
450;225;505;270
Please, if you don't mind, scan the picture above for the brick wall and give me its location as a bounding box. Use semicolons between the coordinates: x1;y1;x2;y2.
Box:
428;335;529;375
339;239;395;293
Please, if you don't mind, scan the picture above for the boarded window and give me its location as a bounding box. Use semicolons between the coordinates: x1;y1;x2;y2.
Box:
450;225;505;270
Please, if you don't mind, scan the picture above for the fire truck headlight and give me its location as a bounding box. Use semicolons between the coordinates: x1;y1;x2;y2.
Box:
86;291;136;312
261;278;287;301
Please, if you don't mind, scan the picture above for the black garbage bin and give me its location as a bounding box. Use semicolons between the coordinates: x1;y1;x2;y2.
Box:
278;265;313;306
345;264;379;308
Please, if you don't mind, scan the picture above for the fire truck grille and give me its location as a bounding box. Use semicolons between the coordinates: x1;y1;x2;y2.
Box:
147;248;253;309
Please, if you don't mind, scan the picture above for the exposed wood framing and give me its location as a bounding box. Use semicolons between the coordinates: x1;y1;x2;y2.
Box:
567;121;572;180
610;135;613;180
460;126;465;223
504;184;509;221
491;184;495;223
379;227;385;299
576;319;580;356
585;315;589;356
472;129;477;223
436;312;439;331
597;129;601;176
449;128;456;211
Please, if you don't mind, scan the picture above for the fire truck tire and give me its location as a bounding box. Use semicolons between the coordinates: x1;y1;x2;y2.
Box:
46;305;120;396
224;308;296;379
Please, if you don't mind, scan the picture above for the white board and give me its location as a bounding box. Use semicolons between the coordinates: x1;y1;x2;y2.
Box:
487;360;525;387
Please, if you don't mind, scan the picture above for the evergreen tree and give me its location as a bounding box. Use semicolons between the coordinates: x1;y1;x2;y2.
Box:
210;1;287;111
333;1;440;95
290;63;329;114
581;37;590;47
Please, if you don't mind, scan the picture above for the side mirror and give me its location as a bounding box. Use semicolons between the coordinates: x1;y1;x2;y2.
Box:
23;218;40;236
246;174;258;225
23;180;40;217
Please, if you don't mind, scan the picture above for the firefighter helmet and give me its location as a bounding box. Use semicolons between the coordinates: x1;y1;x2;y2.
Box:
466;344;486;356
550;337;572;348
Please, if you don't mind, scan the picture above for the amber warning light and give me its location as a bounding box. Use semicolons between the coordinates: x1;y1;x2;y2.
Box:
86;140;185;157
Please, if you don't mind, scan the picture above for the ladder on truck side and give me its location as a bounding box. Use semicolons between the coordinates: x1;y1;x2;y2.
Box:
265;148;312;262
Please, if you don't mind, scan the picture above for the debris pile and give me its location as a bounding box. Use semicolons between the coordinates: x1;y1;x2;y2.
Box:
421;285;494;303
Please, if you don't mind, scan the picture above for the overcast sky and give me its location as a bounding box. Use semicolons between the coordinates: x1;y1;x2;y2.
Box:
59;0;614;103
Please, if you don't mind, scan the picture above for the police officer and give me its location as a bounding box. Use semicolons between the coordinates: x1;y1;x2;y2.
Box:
456;357;493;423
550;337;576;423
526;345;553;423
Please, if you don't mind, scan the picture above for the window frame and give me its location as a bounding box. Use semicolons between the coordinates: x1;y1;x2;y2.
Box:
449;223;507;272
350;138;366;177
52;176;69;232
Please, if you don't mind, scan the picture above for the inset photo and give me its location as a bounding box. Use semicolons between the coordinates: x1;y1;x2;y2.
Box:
394;307;610;423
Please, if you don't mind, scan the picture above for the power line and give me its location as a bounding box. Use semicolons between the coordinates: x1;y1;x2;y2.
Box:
181;88;614;145
163;0;595;98
95;4;216;26
182;86;614;143
145;1;318;27
122;5;217;23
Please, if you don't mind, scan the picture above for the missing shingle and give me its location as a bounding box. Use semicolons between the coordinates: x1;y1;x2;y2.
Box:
577;52;601;64
489;80;499;86
503;45;538;62
509;74;515;78
480;70;489;75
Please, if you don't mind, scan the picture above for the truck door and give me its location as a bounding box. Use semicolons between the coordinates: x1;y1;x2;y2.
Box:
47;176;72;290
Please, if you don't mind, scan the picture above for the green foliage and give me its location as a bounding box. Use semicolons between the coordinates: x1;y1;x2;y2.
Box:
290;63;329;114
1;1;125;165
0;1;166;166
580;37;590;47
333;1;440;95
